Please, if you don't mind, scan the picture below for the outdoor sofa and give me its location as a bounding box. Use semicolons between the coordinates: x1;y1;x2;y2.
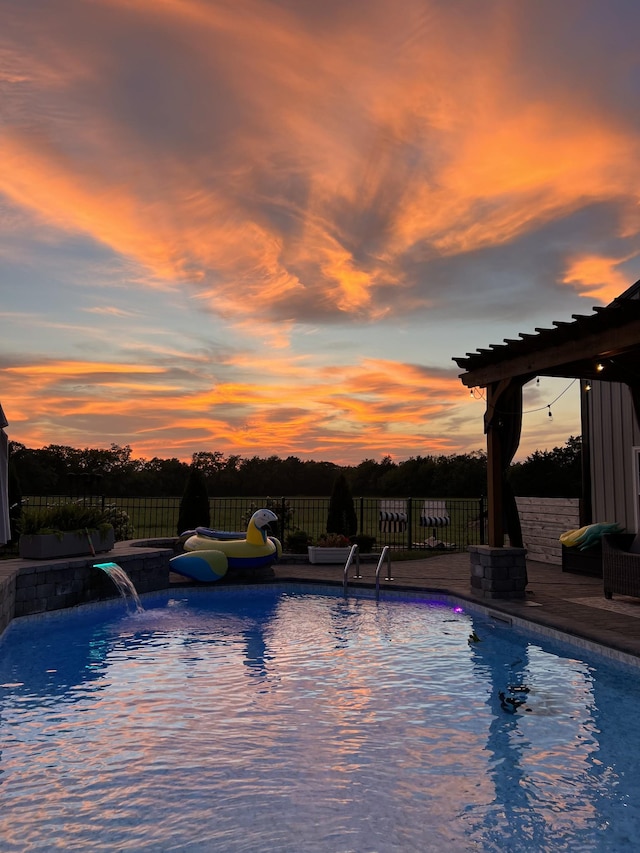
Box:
602;533;640;600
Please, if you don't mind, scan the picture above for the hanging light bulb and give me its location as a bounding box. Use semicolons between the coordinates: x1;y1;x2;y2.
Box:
548;406;553;420
585;381;592;391
596;362;605;372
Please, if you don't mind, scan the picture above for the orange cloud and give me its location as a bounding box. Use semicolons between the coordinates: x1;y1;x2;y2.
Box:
3;353;479;463
562;254;639;303
2;348;579;465
3;0;640;336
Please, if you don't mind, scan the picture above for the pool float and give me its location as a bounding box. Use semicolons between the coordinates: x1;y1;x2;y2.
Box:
179;526;245;540
170;508;282;582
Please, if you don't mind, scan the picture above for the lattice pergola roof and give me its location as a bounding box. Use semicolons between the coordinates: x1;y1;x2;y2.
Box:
454;281;640;389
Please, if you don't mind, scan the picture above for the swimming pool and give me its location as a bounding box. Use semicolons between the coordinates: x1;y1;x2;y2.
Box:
1;584;639;852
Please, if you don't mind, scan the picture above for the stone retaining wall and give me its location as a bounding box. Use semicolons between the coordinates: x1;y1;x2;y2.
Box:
0;542;173;636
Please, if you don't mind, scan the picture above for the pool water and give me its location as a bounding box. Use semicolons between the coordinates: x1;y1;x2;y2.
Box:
1;585;639;852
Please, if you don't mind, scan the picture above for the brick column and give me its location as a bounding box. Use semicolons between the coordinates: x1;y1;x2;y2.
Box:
469;545;527;600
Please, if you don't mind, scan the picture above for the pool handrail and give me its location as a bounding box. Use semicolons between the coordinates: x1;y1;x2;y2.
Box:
375;546;393;597
343;544;361;593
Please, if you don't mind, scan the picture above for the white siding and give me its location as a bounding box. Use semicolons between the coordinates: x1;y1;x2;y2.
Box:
588;381;640;532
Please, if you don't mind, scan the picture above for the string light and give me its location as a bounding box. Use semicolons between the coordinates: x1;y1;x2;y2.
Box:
466;377;576;419
596;362;605;372
585;381;592;391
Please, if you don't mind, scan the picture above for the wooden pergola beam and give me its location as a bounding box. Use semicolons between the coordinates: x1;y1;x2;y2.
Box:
459;318;640;388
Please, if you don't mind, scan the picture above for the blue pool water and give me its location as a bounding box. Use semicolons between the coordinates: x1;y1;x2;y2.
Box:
1;584;639;852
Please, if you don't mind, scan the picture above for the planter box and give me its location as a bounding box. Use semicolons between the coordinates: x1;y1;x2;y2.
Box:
19;527;115;560
308;546;351;565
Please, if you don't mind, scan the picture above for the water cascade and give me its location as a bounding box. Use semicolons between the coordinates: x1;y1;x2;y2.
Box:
94;561;144;612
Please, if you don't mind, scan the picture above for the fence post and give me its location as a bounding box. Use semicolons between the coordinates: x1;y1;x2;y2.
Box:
479;495;486;545
406;496;413;550
280;496;286;542
359;496;364;534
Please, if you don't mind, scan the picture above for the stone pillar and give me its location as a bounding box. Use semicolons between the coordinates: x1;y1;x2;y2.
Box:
469;544;527;600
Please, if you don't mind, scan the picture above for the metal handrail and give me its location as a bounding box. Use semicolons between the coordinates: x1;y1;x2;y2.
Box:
375;546;393;597
343;544;361;593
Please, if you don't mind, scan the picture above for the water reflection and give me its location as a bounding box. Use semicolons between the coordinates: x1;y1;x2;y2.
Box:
3;589;640;851
465;616;635;849
0;619;114;703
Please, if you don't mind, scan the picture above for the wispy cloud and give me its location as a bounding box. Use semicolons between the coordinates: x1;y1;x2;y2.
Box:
0;0;631;461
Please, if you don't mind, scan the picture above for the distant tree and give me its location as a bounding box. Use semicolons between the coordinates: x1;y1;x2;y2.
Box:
176;466;211;534
509;436;582;498
350;458;388;495
326;473;358;537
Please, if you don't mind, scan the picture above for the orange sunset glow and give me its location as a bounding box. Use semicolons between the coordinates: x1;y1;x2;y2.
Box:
2;0;638;464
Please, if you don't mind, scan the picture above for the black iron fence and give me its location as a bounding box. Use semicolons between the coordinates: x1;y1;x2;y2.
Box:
7;495;486;555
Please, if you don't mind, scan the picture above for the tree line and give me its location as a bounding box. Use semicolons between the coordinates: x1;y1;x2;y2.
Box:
8;436;582;499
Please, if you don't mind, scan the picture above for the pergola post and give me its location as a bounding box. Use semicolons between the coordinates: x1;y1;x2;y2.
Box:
468;378;528;600
484;378;525;548
486;383;505;547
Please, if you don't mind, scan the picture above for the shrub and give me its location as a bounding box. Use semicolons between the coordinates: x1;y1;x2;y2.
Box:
350;533;376;552
326;474;357;537
177;466;210;534
285;529;312;552
242;497;293;537
102;504;135;541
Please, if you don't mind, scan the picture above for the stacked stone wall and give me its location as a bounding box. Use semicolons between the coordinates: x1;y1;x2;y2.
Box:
0;544;172;634
469;544;527;600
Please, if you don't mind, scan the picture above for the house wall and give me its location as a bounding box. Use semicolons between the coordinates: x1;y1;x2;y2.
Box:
588;381;640;532
516;497;580;565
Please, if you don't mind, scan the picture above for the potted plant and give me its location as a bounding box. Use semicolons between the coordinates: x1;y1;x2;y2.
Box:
19;503;115;560
308;533;353;564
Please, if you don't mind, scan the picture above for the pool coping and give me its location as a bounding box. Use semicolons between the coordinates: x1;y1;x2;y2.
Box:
4;545;640;667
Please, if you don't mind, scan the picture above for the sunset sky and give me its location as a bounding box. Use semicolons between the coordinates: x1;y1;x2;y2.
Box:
2;0;639;465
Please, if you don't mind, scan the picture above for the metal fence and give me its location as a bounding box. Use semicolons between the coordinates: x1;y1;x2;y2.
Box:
7;495;487;555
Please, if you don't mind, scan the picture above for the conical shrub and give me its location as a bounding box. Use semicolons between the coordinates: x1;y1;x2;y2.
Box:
326;473;357;537
177;466;210;534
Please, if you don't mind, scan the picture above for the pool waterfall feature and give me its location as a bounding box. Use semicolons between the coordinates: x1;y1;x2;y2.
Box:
0;542;171;635
93;561;143;612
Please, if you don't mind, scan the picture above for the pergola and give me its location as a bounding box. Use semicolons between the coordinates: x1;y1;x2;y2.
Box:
454;283;640;548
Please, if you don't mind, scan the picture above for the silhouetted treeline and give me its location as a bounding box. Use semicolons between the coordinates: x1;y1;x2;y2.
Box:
8;436;582;499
